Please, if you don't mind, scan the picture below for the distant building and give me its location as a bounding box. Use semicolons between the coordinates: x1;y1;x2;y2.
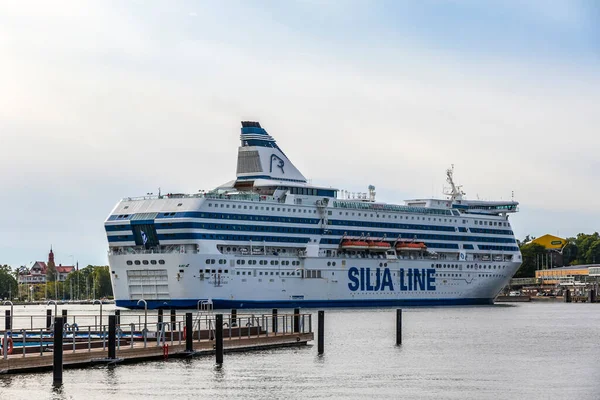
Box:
18;247;75;284
535;264;599;286
531;234;567;251
530;234;567;268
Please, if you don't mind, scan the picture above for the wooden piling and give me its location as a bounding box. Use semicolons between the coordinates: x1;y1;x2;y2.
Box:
4;310;10;331
215;314;223;365
185;313;193;353
53;317;64;385
158;309;163;325
170;309;176;330
115;309;121;325
62;309;67;323
564;289;572;303
317;310;324;355
272;309;278;333
46;309;52;329
108;315;116;360
396;309;402;345
293;308;300;333
231;309;237;327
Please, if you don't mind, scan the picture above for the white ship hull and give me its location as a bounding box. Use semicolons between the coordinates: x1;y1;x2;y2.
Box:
108;250;520;309
105;121;522;309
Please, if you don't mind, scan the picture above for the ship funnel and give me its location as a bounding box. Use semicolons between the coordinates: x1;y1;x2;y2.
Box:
235;121;307;184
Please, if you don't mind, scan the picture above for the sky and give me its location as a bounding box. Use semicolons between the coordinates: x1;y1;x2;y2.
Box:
1;0;599;268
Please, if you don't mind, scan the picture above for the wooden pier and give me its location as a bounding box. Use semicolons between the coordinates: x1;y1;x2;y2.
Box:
0;309;313;375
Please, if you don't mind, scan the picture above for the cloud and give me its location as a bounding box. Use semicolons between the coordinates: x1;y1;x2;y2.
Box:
0;1;598;266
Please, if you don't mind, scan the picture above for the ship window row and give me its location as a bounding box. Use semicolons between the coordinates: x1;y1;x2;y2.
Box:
154;222;515;243
205;259;227;265
158;211;319;225
325;229;516;244
478;245;519;251
333;201;452;215
208;203;318;214
329;219;512;235
474;221;509;227
126;260;166;265
432;263;507;270
236;271;300;276
202;269;229;274
157;222;321;235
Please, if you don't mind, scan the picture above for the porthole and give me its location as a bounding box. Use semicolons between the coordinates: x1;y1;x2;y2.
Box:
150;260;157;265
134;260;141;265
159;260;165;265
142;260;149;265
126;261;133;265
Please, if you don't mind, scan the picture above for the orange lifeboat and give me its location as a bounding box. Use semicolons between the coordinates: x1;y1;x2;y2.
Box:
341;240;369;250
368;241;392;251
395;242;427;251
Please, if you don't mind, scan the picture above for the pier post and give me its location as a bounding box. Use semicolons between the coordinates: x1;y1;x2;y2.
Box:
215;314;223;365
62;309;67;324
158;309;163;325
272;309;278;334
170;309;176;330
396;309;402;345
231;309;237;327
588;289;596;303
53;316;64;385
46;309;52;329
564;289;572;303
293;308;300;333
115;310;121;325
185;313;193;353
317;310;324;355
108;315;116;360
4;309;10;331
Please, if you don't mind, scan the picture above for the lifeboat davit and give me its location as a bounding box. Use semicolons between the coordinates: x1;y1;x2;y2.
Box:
395;242;427;251
368;241;392;251
341;240;369;250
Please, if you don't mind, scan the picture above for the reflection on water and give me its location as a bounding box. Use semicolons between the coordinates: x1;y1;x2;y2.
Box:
1;303;600;400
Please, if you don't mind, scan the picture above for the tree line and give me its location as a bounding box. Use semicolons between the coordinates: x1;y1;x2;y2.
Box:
0;264;112;301
515;232;600;278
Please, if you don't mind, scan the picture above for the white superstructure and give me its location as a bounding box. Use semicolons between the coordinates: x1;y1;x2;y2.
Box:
105;121;521;309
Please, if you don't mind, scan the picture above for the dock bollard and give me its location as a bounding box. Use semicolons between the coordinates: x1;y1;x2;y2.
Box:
4;309;10;331
293;308;300;333
272;309;278;334
115;310;121;325
185;313;193;353
317;311;324;355
396;309;402;346
158;309;163;325
589;290;596;303
171;309;176;330
564;289;572;303
231;309;237;327
108;315;116;359
46;309;52;329
53;316;64;385
215;314;223;365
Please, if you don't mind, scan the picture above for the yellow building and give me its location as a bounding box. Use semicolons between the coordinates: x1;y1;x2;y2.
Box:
535;265;594;285
531;234;567;250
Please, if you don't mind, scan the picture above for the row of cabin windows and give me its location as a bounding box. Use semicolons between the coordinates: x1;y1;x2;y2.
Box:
236;259;299;266
334;211;510;228
205;259;227;265
236;271;300;276
126;260;166;266
208;203;317;214
432;263;507;270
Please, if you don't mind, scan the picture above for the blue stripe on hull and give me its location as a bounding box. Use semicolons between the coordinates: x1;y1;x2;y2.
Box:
115;298;494;310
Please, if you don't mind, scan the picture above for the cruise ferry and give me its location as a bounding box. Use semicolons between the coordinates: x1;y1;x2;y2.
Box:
105;121;522;309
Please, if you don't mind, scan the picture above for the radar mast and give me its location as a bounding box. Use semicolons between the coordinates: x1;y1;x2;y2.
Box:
444;164;465;202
